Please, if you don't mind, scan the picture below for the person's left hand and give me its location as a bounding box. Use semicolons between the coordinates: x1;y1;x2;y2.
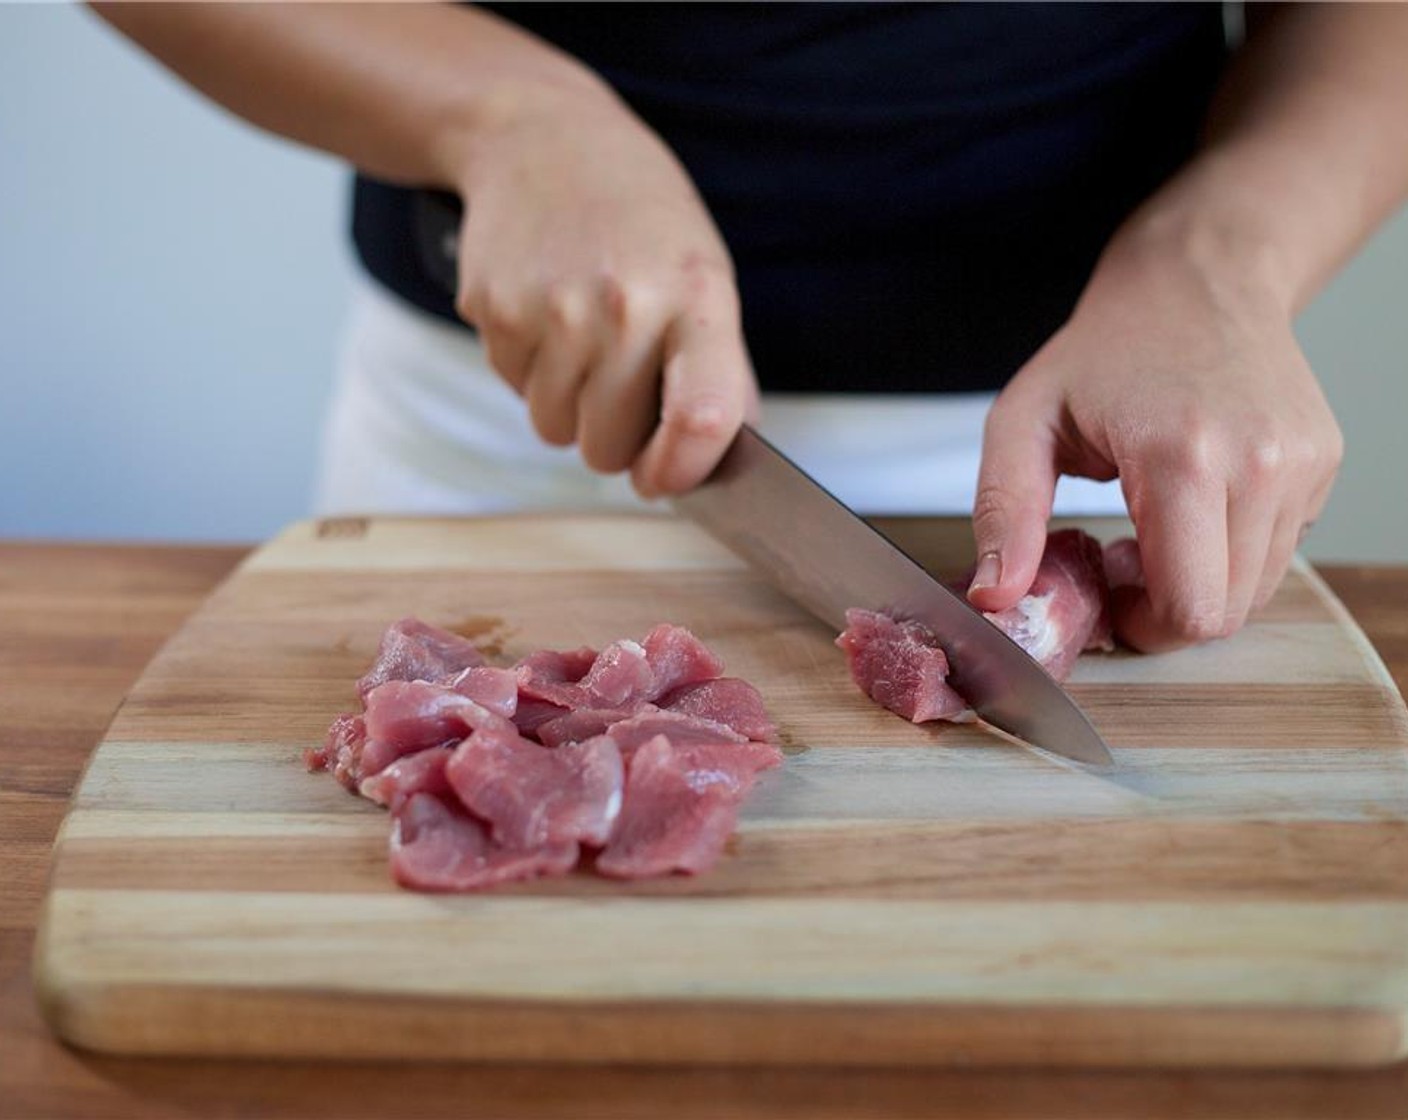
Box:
965;228;1343;652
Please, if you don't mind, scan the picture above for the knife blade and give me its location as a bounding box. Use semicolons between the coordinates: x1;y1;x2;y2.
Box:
673;425;1114;767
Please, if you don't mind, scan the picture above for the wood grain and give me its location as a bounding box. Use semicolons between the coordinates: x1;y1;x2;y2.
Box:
26;516;1408;1073
5;539;1408;1115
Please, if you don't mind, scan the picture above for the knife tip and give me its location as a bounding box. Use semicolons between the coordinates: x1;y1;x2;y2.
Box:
979;717;1116;769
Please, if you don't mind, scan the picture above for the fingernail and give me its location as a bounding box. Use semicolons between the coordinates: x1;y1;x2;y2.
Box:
970;551;1002;592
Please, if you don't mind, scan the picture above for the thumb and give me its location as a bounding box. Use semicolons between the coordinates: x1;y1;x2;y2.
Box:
966;401;1058;613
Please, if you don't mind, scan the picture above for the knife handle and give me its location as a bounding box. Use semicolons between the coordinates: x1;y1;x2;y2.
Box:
412;189;464;297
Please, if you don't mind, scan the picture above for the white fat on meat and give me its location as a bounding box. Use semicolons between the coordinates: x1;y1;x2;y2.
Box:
991;589;1060;666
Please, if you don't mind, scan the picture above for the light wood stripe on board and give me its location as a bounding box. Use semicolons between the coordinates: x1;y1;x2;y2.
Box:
50;818;1408;901
72;743;1408;821
103;676;1408;749
41;891;1408;1007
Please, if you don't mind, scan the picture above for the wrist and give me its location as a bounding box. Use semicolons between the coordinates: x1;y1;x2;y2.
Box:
1095;161;1301;323
429;66;623;193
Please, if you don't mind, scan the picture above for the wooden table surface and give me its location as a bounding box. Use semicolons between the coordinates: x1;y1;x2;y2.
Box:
3;541;1407;1119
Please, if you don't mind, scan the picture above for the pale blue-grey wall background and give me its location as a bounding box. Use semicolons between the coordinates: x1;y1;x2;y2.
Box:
3;4;1405;560
2;4;351;542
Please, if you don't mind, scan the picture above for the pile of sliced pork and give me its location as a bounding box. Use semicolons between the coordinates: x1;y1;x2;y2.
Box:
308;620;781;890
837;529;1132;723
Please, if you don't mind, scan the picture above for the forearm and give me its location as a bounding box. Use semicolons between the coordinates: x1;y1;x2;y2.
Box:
1101;2;1408;317
88;1;614;188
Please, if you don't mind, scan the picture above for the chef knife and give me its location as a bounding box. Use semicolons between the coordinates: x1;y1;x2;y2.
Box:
673;425;1114;767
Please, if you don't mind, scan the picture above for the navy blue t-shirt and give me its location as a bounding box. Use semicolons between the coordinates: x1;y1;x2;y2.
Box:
353;2;1227;393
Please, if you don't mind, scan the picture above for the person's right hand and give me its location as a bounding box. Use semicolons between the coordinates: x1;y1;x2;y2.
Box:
449;85;757;497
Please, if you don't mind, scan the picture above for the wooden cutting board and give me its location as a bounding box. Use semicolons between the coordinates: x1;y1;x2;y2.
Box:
35;515;1408;1067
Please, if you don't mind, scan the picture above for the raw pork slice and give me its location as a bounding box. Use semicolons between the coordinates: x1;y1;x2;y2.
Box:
390;793;577;891
306;712;367;791
596;735;744;879
356;617;486;700
513;698;572;736
641;623;726;698
359;680;514;781
446;721;624;848
534;706;646;749
580;639;656;707
447;666;519;718
983;528;1114;680
835;609;968;723
659;678;777;742
513;646;599;711
359;746;453;809
666;737;783;797
599;709;747;758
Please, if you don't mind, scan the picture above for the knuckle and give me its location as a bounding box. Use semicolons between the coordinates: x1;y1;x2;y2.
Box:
598;272;630;326
454;279;488;328
679;248;731;280
461;278;534;341
599;272;663;327
481;286;529;337
1323;423;1346;472
1138;405;1221;484
663;391;734;440
1166;425;1220;486
677;252;737;308
484;284;529;332
1237;432;1285;488
545;282;589;332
